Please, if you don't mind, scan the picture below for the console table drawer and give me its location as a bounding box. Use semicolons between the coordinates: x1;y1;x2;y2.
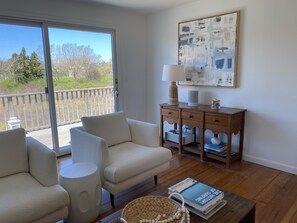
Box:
182;111;203;122
162;109;178;118
205;114;228;126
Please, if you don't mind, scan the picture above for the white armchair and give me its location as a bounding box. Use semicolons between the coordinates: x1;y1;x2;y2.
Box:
70;111;172;206
0;128;69;223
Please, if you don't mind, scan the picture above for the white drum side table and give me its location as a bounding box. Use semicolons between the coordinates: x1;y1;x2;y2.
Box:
59;162;101;223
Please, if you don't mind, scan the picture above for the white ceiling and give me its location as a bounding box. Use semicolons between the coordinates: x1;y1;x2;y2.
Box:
73;0;198;14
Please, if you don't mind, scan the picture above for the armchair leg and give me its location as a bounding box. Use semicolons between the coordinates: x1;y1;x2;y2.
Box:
154;175;158;184
110;193;115;207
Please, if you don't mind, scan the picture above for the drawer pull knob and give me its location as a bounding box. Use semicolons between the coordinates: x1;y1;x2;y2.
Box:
214;119;219;122
189;115;193;119
168;112;172;115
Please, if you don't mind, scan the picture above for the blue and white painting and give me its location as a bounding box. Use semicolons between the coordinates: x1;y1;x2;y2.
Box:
178;11;239;87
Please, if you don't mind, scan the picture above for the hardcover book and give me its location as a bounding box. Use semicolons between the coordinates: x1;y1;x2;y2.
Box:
172;197;227;220
204;149;238;157
168;178;224;212
204;141;227;152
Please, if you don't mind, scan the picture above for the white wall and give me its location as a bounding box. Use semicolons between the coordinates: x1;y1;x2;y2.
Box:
0;0;148;120
146;0;297;174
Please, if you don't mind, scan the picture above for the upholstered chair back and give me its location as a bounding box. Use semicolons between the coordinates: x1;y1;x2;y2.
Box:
0;128;29;178
81;111;132;147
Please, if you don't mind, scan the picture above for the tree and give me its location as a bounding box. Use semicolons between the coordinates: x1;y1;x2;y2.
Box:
50;43;102;79
10;47;44;83
0;59;14;79
29;52;43;79
10;48;28;83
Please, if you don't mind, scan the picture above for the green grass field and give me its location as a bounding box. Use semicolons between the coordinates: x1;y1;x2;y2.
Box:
0;74;113;94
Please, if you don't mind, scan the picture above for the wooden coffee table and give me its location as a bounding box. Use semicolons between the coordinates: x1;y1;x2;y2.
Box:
98;186;255;223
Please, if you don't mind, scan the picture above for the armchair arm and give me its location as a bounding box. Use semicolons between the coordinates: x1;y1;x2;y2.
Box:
26;137;58;186
127;119;159;147
70;127;110;178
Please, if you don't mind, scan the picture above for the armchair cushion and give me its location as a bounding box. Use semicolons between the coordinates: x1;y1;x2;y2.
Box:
0;173;69;223
0;128;28;178
104;142;172;183
82;111;132;147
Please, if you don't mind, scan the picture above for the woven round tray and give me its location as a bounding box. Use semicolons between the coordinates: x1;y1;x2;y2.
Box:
120;194;189;223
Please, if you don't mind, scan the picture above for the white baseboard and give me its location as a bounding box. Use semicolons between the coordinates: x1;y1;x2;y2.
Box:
243;154;297;175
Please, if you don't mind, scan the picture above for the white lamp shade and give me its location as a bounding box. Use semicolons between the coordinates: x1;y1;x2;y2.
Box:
162;65;185;81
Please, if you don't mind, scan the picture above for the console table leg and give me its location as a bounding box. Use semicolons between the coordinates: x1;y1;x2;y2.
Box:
226;134;232;168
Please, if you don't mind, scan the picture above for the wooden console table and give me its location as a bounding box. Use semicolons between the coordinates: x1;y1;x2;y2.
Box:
160;103;246;168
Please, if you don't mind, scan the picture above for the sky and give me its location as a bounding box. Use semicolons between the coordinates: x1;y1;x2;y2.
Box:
0;23;112;62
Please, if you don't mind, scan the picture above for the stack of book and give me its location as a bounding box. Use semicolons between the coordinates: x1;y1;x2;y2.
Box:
168;177;227;220
204;141;227;156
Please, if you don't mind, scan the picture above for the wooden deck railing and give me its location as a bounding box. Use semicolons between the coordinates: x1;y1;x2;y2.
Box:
0;87;114;131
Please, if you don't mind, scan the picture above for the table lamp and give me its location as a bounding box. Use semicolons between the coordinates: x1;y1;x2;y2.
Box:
162;65;185;105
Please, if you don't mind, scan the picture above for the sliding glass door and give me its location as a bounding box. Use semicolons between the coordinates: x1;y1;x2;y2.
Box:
0;18;118;155
47;26;116;153
0;21;55;148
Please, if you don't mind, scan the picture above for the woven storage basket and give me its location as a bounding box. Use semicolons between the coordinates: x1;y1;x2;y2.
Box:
120;193;189;223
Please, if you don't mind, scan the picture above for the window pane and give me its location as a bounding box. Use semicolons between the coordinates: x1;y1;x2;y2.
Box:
0;22;53;149
48;27;115;151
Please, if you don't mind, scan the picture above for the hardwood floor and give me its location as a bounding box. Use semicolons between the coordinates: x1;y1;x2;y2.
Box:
58;149;297;223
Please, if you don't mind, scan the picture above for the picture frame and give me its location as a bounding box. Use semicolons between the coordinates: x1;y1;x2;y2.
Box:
178;11;240;87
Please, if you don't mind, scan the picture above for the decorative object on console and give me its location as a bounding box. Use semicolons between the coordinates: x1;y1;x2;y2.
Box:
211;99;220;110
187;90;199;106
178;11;240;87
211;137;221;145
165;129;195;145
162;65;185;105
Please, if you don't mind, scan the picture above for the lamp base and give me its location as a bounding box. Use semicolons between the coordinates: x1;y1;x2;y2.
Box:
168;81;178;105
168;98;178;105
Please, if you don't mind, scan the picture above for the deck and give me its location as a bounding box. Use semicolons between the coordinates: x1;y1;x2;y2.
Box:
27;122;82;150
1;86;115;152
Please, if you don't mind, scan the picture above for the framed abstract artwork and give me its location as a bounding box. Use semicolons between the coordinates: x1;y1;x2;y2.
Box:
178;11;240;87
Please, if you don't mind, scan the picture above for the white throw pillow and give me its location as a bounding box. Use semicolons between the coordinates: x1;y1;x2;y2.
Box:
82;111;132;147
0;128;29;178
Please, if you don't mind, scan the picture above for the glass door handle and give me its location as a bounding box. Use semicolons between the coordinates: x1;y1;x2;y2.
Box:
115;89;119;97
115;78;119;97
